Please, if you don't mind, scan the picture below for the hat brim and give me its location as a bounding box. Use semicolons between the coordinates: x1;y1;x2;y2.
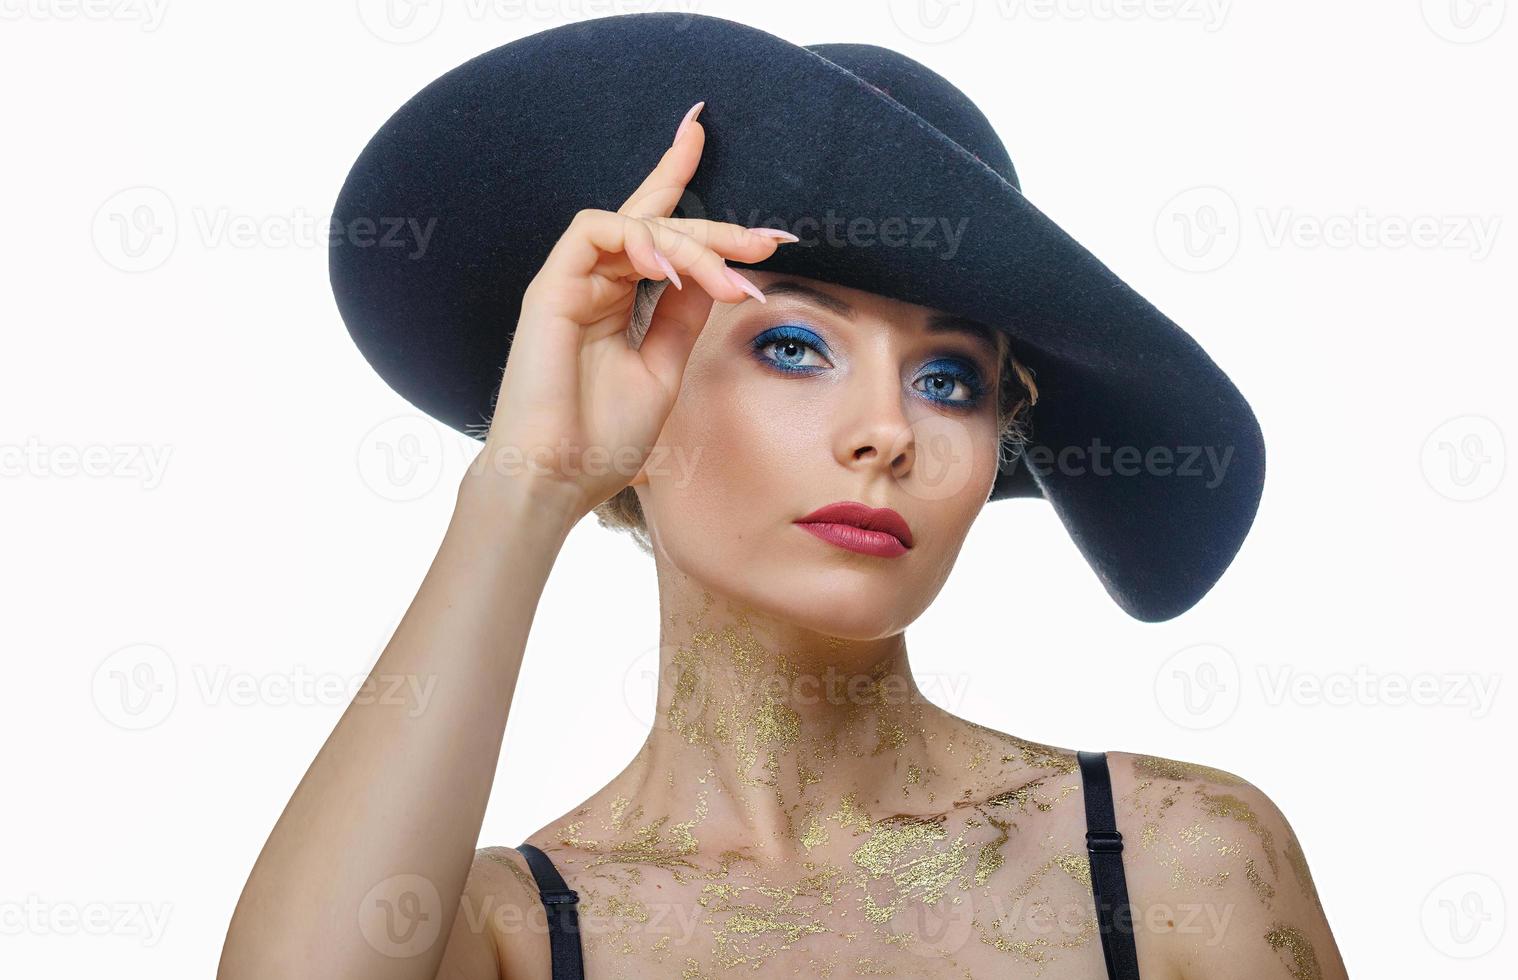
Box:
328;11;1264;623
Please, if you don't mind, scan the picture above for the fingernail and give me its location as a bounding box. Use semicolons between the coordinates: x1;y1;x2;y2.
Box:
724;266;765;304
652;246;682;289
748;226;799;243
673;100;705;145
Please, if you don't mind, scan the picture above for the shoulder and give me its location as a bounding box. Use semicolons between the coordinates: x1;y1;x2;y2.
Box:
444;845;555;980
1105;750;1348;980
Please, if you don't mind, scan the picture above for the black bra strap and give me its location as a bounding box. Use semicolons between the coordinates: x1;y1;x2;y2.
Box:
515;842;586;980
1077;750;1142;980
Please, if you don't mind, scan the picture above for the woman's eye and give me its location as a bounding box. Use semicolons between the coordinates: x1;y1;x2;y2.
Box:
915;374;968;402
913;362;987;407
751;329;986;408
752;326;831;372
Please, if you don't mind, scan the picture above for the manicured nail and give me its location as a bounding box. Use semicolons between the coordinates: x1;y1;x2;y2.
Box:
724;266;765;303
651;246;682;289
748;226;799;243
674;100;705;145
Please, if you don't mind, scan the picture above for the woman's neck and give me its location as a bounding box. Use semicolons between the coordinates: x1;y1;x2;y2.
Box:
610;578;980;867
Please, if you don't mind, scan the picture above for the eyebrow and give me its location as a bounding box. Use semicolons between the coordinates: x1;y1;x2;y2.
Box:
760;279;1003;364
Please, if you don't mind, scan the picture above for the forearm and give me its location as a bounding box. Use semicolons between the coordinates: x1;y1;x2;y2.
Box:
219;473;579;980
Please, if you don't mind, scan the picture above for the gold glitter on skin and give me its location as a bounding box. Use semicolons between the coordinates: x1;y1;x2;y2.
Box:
1196;790;1279;877
1132;754;1247;785
1245;856;1276;905
1265;922;1322;979
505;590;1128;976
1284;831;1326;912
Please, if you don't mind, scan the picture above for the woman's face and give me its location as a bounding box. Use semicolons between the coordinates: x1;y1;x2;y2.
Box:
633;269;1005;641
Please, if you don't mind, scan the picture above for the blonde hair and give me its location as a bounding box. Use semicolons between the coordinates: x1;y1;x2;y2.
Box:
592;278;1039;552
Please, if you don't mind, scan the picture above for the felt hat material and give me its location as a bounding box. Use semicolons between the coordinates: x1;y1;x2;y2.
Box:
328;11;1265;622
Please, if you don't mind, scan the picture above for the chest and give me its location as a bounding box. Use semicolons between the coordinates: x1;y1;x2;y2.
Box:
549;837;1114;978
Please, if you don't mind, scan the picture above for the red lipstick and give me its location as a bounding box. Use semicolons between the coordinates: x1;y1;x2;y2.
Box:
794;501;914;558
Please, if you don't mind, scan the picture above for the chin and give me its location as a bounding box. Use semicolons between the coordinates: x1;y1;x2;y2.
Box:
657;529;938;643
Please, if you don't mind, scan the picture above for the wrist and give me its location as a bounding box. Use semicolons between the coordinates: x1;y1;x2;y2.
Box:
454;468;586;544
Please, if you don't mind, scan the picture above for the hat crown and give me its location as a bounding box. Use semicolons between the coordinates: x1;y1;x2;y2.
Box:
804;43;1020;192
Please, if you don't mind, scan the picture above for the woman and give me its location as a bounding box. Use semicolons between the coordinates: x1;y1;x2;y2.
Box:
222;17;1347;980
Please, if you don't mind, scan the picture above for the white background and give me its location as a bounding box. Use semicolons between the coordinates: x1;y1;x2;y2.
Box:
2;1;1513;976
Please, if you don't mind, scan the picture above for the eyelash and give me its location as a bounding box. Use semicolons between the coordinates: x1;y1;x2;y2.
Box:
750;324;989;408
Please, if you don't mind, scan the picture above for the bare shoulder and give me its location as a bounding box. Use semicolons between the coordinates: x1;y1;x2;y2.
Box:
1105;750;1349;980
436;845;555;980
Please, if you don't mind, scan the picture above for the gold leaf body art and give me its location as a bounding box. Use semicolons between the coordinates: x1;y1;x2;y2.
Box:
501;594;1160;976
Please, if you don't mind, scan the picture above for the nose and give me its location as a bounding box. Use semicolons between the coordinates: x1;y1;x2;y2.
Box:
834;359;915;482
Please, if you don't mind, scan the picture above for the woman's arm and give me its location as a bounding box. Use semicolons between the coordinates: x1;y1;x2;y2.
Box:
217;470;580;980
219;101;785;979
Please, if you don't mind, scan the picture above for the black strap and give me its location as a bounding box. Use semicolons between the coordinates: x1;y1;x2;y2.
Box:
514;842;586;980
1077;750;1142;980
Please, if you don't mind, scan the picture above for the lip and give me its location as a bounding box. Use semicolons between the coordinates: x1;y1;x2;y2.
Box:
794;500;914;557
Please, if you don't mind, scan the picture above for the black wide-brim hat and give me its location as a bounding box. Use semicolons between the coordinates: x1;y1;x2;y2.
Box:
329;11;1265;623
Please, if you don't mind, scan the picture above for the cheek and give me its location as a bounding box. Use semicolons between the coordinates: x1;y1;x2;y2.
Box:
642;356;828;561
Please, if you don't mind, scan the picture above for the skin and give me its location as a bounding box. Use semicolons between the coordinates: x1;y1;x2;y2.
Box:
219;102;1348;980
457;267;1349;978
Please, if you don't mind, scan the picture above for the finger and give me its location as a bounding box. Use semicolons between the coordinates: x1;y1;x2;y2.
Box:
640;215;796;265
631;217;768;306
541;209;667;284
635;271;717;400
544;209;763;307
618;101;705;219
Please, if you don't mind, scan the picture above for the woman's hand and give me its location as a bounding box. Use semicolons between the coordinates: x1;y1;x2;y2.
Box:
466;101;798;520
